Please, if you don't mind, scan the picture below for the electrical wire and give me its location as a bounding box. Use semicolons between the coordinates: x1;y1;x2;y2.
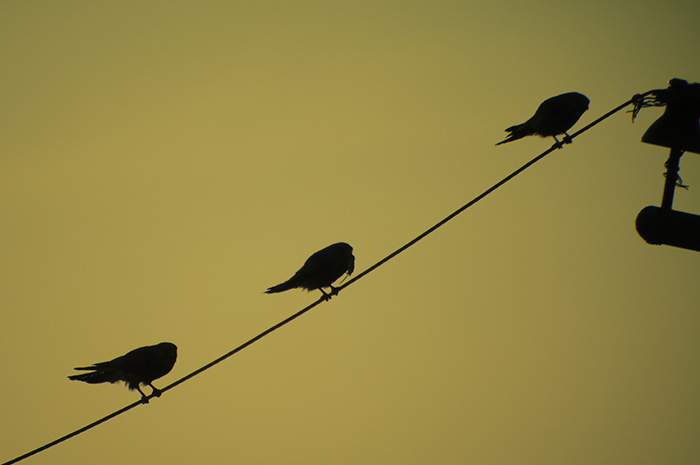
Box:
1;91;654;465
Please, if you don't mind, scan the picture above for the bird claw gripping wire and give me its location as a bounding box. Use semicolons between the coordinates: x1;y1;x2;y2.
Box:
550;133;573;150
319;285;341;301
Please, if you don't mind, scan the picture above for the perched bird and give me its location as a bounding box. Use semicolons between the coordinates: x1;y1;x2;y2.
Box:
68;342;177;403
265;242;355;300
496;92;590;146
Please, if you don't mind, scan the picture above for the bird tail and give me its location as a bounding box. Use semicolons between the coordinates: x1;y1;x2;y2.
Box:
495;123;531;145
264;280;296;294
68;366;117;384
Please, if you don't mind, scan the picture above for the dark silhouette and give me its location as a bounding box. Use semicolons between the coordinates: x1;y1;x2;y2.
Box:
265;242;355;300
68;342;177;403
496;92;590;146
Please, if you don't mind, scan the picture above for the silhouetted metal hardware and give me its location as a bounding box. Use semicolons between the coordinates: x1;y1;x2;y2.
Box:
635;78;700;252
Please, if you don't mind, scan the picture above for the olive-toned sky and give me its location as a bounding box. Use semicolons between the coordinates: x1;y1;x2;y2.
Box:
2;1;700;464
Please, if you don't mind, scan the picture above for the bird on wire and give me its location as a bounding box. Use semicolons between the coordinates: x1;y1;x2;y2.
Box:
265;242;355;300
496;92;589;146
68;342;177;403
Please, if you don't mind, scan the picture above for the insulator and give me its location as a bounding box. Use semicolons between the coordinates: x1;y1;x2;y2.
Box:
641;78;700;155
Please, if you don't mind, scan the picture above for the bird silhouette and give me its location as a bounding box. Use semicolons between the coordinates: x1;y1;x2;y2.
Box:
265;242;355;300
68;342;177;403
496;92;589;146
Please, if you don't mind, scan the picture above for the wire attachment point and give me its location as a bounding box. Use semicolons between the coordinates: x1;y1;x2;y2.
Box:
629;91;667;122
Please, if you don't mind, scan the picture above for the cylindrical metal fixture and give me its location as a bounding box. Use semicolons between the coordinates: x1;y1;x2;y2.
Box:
636;206;700;252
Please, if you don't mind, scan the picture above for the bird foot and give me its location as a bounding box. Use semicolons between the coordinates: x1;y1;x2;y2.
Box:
562;133;573;144
319;289;332;301
150;385;163;398
551;136;564;149
136;387;150;403
319;286;341;301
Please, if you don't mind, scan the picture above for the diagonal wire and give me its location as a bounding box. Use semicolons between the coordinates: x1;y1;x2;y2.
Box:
334;92;655;293
1;92;651;465
1;298;327;465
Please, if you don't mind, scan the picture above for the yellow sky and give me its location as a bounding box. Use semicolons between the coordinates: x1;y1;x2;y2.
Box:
2;1;700;464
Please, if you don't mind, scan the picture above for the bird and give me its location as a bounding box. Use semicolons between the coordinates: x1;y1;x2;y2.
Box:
496;92;590;146
265;242;355;300
68;342;177;403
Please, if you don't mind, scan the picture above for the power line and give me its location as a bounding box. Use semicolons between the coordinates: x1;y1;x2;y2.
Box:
1;92;650;465
335;93;651;293
2;298;327;465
